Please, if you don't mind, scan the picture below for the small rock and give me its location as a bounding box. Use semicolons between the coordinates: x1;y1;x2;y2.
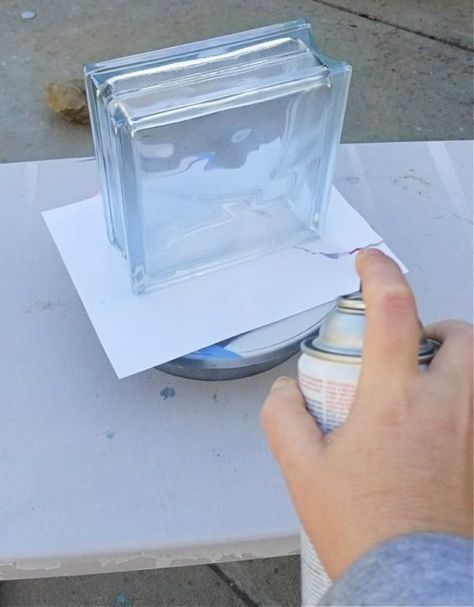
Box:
43;79;90;125
21;9;37;20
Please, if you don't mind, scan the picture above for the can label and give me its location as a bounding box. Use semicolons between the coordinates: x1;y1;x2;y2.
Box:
298;352;431;434
297;294;437;606
298;353;360;433
298;353;359;604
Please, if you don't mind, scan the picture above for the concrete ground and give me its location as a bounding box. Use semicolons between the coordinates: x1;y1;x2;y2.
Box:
0;1;472;605
1;0;473;164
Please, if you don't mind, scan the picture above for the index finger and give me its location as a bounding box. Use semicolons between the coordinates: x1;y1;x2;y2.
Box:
356;249;420;385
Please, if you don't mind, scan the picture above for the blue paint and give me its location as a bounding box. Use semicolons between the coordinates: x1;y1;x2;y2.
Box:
105;431;115;439
115;591;132;607
160;386;176;400
186;344;242;360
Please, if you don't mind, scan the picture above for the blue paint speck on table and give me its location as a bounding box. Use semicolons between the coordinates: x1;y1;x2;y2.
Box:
160;386;176;400
115;591;132;607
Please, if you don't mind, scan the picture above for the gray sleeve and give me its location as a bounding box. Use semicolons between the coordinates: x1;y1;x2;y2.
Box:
319;533;473;607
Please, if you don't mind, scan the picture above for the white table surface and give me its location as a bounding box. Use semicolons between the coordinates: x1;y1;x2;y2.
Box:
0;141;472;581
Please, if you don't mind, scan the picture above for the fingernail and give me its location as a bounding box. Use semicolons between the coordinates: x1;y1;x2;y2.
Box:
271;376;292;390
358;247;382;258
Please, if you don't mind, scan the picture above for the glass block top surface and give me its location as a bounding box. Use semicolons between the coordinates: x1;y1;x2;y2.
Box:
85;19;351;293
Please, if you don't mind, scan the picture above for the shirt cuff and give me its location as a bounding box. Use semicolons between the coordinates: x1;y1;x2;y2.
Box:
319;533;473;607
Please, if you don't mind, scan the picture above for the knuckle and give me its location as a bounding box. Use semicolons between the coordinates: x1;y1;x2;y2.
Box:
375;284;414;314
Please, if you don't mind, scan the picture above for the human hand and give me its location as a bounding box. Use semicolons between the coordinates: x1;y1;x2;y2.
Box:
261;249;473;580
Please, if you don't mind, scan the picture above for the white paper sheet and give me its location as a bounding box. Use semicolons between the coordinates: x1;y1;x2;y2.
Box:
43;188;403;378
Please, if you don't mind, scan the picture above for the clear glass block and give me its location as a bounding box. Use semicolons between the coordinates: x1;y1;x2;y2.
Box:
85;19;351;294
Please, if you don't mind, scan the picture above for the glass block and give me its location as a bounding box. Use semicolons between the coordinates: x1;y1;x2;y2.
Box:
85;19;351;294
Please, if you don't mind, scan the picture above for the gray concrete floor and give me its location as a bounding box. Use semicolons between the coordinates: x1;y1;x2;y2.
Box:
0;558;301;606
1;0;472;164
0;1;472;605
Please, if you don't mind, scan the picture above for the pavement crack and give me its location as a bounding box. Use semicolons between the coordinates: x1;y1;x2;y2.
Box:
311;0;474;52
207;564;260;607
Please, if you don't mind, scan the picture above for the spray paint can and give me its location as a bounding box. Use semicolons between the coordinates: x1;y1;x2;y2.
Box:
297;291;438;606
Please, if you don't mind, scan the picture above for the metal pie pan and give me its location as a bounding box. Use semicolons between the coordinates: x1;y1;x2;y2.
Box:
157;300;334;381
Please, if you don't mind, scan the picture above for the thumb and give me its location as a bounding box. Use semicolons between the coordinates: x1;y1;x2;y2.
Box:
261;376;324;475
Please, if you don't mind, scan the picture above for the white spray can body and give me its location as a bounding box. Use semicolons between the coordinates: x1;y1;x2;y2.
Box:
297;292;437;606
